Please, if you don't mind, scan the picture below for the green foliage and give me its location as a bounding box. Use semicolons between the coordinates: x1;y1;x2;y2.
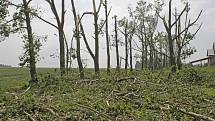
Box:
12;6;39;34
0;0;10;41
176;67;204;84
19;34;47;67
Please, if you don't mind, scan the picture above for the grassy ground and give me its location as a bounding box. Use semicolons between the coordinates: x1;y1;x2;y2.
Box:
0;67;215;120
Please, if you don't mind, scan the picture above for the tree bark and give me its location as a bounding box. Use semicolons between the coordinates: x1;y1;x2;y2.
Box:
93;0;100;76
167;0;176;73
44;0;66;75
105;0;111;74
23;0;37;83
71;0;84;79
129;35;133;71
141;33;144;70
124;21;128;70
114;16;120;72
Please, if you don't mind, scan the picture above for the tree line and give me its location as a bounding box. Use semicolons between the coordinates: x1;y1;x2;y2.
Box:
0;64;11;67
0;0;202;84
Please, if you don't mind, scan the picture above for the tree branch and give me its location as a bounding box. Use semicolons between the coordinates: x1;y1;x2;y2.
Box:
173;10;202;40
97;0;103;14
34;14;58;29
80;21;95;59
79;12;94;23
27;0;33;5
171;3;188;27
98;7;112;34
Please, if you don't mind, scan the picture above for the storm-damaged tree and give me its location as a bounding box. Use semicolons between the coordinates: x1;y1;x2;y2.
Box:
131;0;162;70
157;0;184;73
7;0;44;84
128;21;136;71
118;17;129;70
34;0;66;75
118;18;136;71
174;3;202;70
71;0;84;79
114;15;120;72
104;0;111;74
158;0;202;73
79;0;111;77
118;17;136;71
118;18;129;70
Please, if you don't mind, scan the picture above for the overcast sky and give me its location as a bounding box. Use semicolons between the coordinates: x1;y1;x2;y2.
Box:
0;0;215;68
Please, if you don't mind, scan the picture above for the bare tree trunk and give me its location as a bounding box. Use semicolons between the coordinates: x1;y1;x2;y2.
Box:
167;0;176;73
42;0;66;76
141;39;144;70
145;40;148;69
159;41;163;69
129;36;133;71
64;33;69;74
76;24;84;79
114;16;120;72
71;0;84;79
23;0;37;83
149;39;154;70
124;21;128;70
177;49;182;70
76;16;84;79
93;0;100;76
59;29;65;75
105;0;111;74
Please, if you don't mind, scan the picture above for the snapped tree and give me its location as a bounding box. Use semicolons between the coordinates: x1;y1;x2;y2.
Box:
158;0;202;72
71;0;84;79
35;0;67;75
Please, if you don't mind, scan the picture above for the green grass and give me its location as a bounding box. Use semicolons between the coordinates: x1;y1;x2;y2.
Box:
0;68;58;92
0;67;215;120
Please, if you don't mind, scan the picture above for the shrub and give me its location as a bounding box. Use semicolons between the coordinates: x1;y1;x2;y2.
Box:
176;67;204;84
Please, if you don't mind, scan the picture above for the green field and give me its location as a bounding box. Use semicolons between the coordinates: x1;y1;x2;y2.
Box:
0;67;215;120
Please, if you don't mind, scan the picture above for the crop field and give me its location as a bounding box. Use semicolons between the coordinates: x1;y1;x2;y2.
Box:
0;67;215;121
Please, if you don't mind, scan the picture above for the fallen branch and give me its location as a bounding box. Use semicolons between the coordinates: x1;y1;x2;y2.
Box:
19;86;31;96
76;79;99;83
160;105;215;121
43;107;59;117
203;99;215;105
24;111;36;121
117;77;136;82
74;102;114;120
178;108;215;121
